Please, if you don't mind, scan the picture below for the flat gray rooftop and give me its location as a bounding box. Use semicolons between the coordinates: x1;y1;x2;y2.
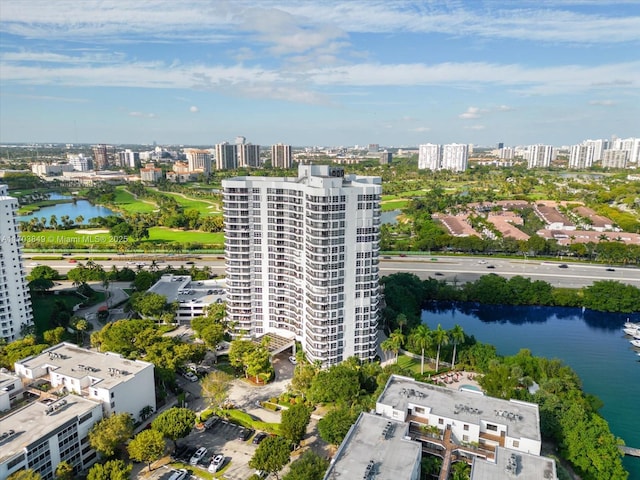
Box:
323;412;421;480
149;274;226;305
471;446;557;480
0;395;101;463
378;375;540;442
16;343;152;390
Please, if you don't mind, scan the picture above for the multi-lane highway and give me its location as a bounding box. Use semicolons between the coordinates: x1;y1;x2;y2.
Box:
22;253;640;289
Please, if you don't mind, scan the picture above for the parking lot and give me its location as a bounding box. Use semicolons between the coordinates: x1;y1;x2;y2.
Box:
144;419;265;479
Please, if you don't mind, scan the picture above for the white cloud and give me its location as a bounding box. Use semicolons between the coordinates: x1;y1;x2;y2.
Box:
465;125;485;130
189;105;199;112
411;126;431;132
497;105;513;112
459;107;481;119
128;111;156;118
589;99;616;106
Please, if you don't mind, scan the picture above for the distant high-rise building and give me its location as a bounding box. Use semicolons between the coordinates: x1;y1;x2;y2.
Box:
92;144;109;170
569;143;595;169
271;143;292;169
610;137;640;164
527;144;554;169
235;136;246;145
67;154;91;171
497;142;504;149
222;164;382;366
215;142;238;170
367;144;380;152
441;143;468;172
0;185;34;342
117;149;140;168
583;139;607;162
379;150;392;165
185;148;212;174
238;144;261;168
499;147;514;160
601;149;628;169
418;143;441;170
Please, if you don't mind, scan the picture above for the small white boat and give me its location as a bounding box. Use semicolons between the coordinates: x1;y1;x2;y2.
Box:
631;339;640;348
623;327;640;337
624;321;640;330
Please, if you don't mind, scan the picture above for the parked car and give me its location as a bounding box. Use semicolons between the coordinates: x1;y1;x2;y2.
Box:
288;356;297;364
253;432;268;444
204;415;220;430
238;428;255;441
190;447;208;465
168;469;188;480
208;454;225;473
182;371;198;382
558;264;568;268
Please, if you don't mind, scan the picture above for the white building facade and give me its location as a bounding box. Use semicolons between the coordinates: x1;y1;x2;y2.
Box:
222;165;381;365
527;144;554;169
185;148;212;174
441;143;469;172
271;143;292;169
0;396;103;480
418;143;441;170
14;343;156;421
569;143;595;169
238;144;261;168
0;185;34;342
215;142;238;170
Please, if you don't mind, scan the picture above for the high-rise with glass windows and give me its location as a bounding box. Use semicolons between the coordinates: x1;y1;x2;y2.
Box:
0;185;33;342
222;165;381;366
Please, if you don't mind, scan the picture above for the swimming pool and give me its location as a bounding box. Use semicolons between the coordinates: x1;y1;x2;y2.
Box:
459;384;483;394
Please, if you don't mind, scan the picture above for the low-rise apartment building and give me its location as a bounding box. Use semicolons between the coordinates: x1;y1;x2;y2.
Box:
0;395;103;480
14;343;155;421
0;371;23;412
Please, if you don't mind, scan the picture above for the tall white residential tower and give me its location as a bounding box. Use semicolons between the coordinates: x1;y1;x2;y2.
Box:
527;144;554;168
418;144;441;170
222;165;382;366
0;185;34;341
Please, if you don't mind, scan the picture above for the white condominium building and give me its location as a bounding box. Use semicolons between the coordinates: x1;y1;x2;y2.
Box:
14;342;156;422
238;143;261;168
222;165;382;366
442;143;469;172
0;395;103;480
418;143;440;170
419;144;468;171
601;149;629;169
569;143;595;169
527;144;554;169
610;137;640;164
271;143;292;169
215;142;238;170
0;185;33;342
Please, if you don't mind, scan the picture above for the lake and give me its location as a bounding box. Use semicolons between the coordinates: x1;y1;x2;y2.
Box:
18;193;116;224
421;303;640;477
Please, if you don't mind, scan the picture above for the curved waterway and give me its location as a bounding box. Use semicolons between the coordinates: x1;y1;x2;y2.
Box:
421;303;640;477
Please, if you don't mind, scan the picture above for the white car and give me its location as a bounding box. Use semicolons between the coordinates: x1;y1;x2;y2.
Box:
288;356;297;364
190;447;207;466
168;468;188;480
208;454;224;473
183;371;198;382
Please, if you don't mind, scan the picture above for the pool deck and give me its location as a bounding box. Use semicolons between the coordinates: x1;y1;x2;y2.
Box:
431;370;485;393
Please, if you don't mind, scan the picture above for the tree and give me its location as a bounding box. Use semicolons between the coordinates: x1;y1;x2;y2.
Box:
282;451;329;480
151;407;196;449
280;404;311;445
409;324;432;374
28;277;55;295
28;265;60;281
7;470;41;480
72;317;90;345
89;412;134;457
318;407;360;445
382;329;405;364
449;324;465;370
432;324;449;372
451;460;471;480
54;461;73;480
133;270;155;291
43;327;66;345
130;292;168;319
87;459;132;480
201;370;233;409
308;364;360;405
127;429;165;472
248;436;291;479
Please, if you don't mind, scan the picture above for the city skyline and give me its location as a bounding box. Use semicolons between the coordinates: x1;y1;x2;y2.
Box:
1;1;639;146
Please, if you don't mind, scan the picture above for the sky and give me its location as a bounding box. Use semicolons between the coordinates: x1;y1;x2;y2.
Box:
0;0;639;148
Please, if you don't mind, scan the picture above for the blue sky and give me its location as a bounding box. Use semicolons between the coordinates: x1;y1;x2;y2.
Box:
1;0;638;147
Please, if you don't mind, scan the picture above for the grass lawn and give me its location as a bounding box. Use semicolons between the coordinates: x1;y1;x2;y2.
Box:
144;227;224;245
162;191;221;216
381;199;409;211
222;408;281;436
113;186;158;213
31;292;83;336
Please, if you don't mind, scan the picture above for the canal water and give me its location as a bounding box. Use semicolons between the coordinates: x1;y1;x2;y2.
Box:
421;304;640;477
17;193;116;224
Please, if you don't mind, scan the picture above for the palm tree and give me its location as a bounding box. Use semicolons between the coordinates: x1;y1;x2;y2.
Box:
449;324;465;370
432;324;450;373
381;329;405;363
75;215;84;226
396;313;408;333
409;324;432;375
